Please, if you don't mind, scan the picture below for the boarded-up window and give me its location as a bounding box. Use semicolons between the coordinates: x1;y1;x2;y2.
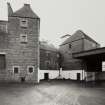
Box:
0;55;5;70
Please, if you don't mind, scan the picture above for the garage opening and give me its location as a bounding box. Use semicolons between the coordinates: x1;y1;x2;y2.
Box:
44;73;49;80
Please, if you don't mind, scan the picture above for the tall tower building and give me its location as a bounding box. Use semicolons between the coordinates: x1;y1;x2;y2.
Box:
7;3;40;83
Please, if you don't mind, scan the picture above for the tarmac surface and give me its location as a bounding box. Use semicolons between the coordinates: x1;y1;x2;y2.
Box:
0;80;105;105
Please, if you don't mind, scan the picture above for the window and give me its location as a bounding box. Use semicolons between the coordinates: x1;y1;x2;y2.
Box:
69;44;72;48
92;43;96;47
20;18;28;27
46;51;50;57
20;34;27;43
102;62;105;71
0;24;7;32
45;61;50;69
13;66;19;74
27;66;34;74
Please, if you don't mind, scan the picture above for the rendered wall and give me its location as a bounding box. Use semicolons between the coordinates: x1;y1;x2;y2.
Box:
38;70;59;80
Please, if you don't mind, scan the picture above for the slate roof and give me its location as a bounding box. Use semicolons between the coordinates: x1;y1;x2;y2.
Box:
61;30;99;46
40;41;57;52
12;4;39;19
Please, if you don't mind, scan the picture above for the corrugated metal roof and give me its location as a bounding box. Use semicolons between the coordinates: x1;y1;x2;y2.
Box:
73;47;105;59
60;30;99;45
12;4;39;19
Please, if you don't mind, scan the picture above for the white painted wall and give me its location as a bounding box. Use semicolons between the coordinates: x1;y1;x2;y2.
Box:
38;69;85;81
38;70;59;81
61;70;85;80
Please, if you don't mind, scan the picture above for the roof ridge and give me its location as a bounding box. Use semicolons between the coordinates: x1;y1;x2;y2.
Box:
11;4;39;19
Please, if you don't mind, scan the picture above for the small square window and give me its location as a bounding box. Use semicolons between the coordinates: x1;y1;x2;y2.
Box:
45;61;50;66
46;51;50;57
28;66;34;74
20;34;27;43
92;43;96;47
0;24;7;32
69;44;72;48
13;66;19;74
20;18;28;28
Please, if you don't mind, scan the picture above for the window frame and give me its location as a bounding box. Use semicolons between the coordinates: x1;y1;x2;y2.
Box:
13;66;20;74
20;34;28;43
27;66;34;74
20;18;28;28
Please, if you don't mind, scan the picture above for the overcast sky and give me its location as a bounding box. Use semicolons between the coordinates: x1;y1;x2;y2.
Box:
0;0;105;47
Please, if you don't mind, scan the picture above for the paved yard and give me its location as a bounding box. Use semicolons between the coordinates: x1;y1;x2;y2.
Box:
0;80;105;105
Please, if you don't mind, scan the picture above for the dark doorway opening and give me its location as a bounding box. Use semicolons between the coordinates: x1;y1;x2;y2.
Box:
77;73;80;81
21;77;25;82
44;73;49;80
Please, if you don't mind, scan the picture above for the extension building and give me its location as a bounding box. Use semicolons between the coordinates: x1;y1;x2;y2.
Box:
59;30;100;80
39;41;59;80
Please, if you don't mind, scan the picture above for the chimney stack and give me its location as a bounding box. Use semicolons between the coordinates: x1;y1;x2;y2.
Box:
7;2;13;17
24;4;30;8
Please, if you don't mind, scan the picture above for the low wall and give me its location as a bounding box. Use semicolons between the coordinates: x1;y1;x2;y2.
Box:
61;70;85;80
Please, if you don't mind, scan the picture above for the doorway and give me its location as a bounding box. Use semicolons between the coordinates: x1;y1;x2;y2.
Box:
77;73;80;80
44;73;49;80
21;77;25;82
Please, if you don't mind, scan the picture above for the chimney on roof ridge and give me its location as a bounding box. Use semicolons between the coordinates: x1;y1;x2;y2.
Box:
24;4;30;8
7;2;13;17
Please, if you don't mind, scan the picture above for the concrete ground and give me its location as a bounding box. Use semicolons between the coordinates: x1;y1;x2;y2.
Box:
0;80;105;105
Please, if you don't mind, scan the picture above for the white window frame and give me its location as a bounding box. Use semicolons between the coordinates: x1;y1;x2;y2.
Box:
27;66;34;74
13;66;20;74
20;34;28;43
20;18;28;27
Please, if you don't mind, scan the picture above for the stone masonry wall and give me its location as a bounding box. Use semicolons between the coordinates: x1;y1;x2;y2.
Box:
6;16;39;83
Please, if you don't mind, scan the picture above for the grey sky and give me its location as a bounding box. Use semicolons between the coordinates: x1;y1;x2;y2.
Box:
0;0;105;47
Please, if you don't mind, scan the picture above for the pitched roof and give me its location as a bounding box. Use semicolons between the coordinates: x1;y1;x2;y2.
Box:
40;41;57;52
12;4;39;19
60;30;99;45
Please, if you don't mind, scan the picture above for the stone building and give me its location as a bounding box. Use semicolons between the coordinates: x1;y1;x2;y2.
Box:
39;41;59;80
0;3;40;83
0;2;104;83
59;30;100;80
